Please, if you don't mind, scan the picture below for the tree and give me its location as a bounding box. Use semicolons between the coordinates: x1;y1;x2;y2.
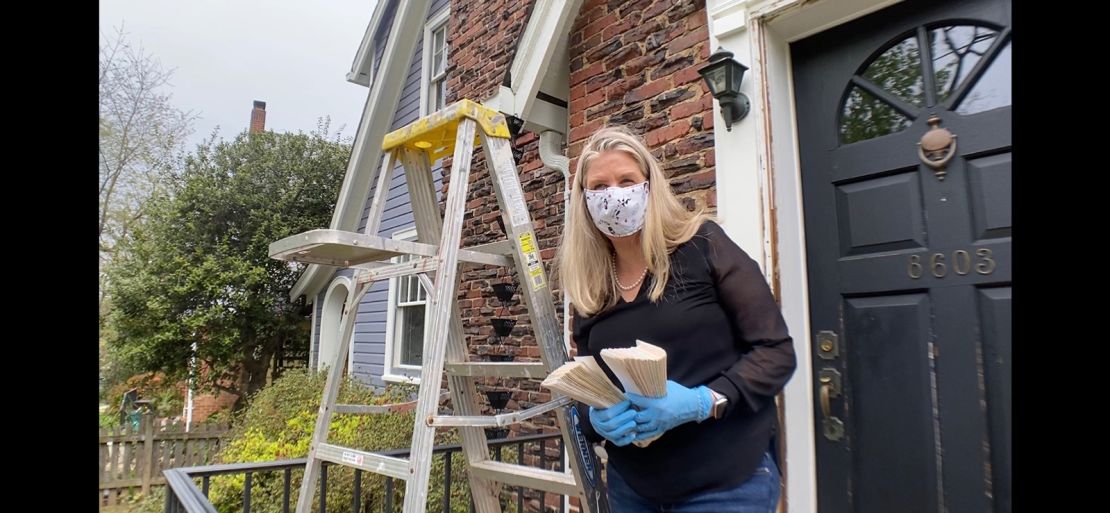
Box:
105;124;350;408
100;25;197;324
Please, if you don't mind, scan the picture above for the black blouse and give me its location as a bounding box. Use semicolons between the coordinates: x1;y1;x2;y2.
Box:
571;220;796;503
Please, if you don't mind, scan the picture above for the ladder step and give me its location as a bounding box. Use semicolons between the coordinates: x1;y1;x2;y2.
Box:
356;257;439;284
269;229;512;268
468;460;579;497
315;443;410;480
444;362;549;378
466;239;514;257
334;403;418;415
428;396;573;427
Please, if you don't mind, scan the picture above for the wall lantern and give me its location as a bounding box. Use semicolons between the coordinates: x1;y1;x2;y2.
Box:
698;47;751;131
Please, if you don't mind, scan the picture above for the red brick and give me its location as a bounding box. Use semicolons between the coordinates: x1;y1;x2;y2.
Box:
572;33;602;57
621;51;665;77
675;132;715;155
569;83;586;102
585;39;623;63
670;94;713;119
516;131;537;145
571;61;605;86
671;168;717;194
625;78;671;103
687;10;708;31
586;98;625;120
581;2;608;23
582;12;618;41
602;18;635;41
674;65;703;86
569;118;605;144
569;141;585;160
641;0;671;20
585;71;619;93
667;26;708;56
570;88;605;113
623;17;663;44
603;44;643;70
644;118;691;147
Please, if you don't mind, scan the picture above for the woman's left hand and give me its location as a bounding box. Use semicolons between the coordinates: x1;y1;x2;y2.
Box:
625;380;713;441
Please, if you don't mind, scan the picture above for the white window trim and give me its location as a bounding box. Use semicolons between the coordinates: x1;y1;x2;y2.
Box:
382;227;430;385
420;8;451;116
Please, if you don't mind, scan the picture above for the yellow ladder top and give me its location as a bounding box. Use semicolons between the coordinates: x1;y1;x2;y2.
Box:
382;99;512;161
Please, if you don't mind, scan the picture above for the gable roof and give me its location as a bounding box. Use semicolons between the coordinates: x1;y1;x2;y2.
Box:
347;0;396;87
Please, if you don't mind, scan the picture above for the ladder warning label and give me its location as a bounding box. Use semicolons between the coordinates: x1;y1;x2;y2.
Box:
496;158;531;228
342;451;364;466
518;232;546;291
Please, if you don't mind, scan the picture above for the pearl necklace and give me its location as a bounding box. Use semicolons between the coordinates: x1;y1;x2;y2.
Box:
610;257;648;291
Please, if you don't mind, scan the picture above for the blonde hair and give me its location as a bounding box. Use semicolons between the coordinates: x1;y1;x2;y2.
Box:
557;126;712;317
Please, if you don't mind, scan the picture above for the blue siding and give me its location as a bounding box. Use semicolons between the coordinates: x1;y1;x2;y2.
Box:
322;0;450;388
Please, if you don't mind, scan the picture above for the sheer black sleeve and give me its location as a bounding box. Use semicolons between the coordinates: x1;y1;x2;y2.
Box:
702;221;797;417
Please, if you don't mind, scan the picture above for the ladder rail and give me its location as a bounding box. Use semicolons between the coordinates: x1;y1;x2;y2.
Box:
481;131;610;512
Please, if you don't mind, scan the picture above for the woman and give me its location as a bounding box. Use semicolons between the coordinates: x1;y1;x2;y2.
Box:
557;126;797;513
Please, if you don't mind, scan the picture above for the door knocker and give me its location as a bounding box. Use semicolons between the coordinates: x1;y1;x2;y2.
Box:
917;114;958;181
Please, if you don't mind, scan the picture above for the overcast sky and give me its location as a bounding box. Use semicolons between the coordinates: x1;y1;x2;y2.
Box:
100;0;377;150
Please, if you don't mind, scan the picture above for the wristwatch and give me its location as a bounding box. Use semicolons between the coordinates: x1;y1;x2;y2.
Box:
708;388;729;420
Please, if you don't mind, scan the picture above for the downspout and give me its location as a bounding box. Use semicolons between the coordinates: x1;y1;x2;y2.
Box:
537;130;571;355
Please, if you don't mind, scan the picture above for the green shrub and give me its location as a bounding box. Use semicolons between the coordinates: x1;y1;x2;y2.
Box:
207;369;522;513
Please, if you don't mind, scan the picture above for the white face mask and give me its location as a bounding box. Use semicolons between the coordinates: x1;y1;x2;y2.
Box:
583;181;650;237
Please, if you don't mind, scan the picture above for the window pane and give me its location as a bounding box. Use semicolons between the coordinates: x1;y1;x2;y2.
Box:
931;25;998;103
955;41;1010;115
398;276;408;303
862;36;924;107
399;305;424;366
840;86;913;144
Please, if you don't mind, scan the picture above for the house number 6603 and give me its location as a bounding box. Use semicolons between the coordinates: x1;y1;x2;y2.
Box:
908;249;996;279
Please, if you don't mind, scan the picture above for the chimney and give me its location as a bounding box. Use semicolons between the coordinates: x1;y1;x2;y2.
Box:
249;100;266;134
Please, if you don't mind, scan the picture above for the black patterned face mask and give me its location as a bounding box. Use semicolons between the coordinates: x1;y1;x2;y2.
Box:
584;181;649;237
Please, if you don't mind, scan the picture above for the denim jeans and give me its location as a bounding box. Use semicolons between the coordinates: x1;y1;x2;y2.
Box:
605;451;781;513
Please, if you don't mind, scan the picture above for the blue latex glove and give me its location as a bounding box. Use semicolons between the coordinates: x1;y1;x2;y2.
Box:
588;399;638;447
626;381;713;441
